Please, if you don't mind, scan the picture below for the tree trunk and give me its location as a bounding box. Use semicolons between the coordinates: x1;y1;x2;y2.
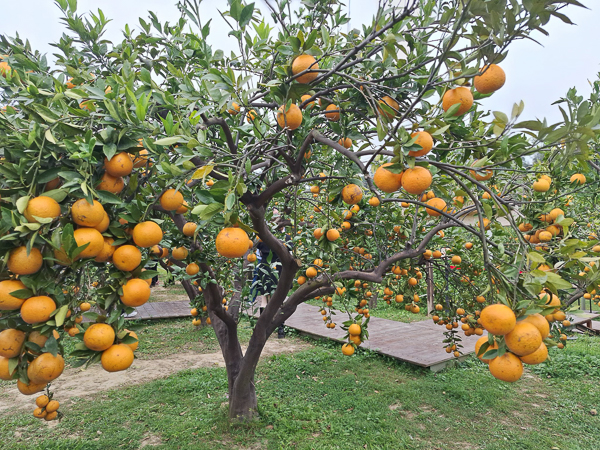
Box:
228;372;258;421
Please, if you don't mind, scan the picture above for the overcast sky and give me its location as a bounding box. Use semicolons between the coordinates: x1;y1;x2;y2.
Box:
0;1;597;123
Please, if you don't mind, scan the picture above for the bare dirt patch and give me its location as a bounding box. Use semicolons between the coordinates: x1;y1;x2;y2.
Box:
0;337;310;414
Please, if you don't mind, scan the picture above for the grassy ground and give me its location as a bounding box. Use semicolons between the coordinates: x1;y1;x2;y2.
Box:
2;324;600;450
148;269;188;302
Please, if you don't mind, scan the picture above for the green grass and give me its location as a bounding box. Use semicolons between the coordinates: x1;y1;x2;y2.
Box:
3;332;600;449
148;269;189;302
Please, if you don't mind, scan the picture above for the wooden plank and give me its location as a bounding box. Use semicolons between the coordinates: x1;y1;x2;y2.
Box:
286;303;479;369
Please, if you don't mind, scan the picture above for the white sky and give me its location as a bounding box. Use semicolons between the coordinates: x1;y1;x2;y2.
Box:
0;0;597;123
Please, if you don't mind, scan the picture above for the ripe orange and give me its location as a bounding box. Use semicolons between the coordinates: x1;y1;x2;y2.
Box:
532;179;550;192
17;379;47;395
227;102;240;115
401;166;432;195
170;247;188;260
123;330;139;351
325;104;340;121
246;109;257;122
442;87;473;116
277;104;303;130
93;212;110;233
0;279;27;310
548;208;564;221
374;163;403;193
24;196;61;223
300;94;316;108
474;336;498;364
27;331;53;352
292;54;319;84
20;296;56;324
95;237;116;263
341;184;363;205
326;229;340;241
101;344;134;372
216;227;250;258
27;352;65;384
186;263;200;276
302;265;319;280
7;246;43;275
44;177;62;191
83;323;115;351
469;161;493;181
342;343;355;356
183;222;197;237
570;173;586;185
121;278;151;307
409;131;433;157
71;199;105;227
425;198;447;216
33;407;48;419
451;255;461;264
45;400;60;413
104;152;133;177
479;304;516;335
0;329;25;358
297;276;307;285
132;221;163;248
112;245;142;271
338;138;352;149
35;395;50;408
473;64;506;94
368;197;380;207
97;172;124;193
0;60;11;78
348;324;361;335
160;189;184;211
73;227;104;258
519;342;548;365
247;253;257;263
488;352;523;382
377;96;399;120
313;228;323;239
504;322;542;356
133;148;150;168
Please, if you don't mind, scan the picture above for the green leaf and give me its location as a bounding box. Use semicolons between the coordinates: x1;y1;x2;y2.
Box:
45;129;57;144
239;3;255;28
192;203;224;221
16;196;30;214
54;305;69;327
103;143;117;161
42;334;59;357
443;103;461;117
154;136;184;146
225;193;236;210
527;251;546;264
95;190;123;204
493;111;508;124
8;357;18;377
41;189;68;202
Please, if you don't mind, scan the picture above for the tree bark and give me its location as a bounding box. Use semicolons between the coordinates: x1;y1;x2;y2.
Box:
228;367;258;421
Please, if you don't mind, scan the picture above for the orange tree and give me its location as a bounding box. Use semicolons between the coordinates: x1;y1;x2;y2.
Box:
0;0;597;421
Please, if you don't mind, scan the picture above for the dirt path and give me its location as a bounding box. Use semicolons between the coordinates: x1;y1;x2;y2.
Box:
0;338;310;413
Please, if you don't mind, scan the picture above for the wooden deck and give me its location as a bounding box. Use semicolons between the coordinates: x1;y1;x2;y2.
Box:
285;303;481;371
134;300;191;320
